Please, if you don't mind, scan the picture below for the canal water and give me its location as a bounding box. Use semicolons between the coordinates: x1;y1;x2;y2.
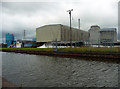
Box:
2;52;119;87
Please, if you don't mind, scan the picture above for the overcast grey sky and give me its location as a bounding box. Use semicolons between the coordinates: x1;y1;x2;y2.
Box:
0;0;119;43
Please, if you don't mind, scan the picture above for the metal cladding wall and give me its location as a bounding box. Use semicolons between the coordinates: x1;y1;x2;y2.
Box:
36;24;61;42
61;25;89;42
36;24;89;42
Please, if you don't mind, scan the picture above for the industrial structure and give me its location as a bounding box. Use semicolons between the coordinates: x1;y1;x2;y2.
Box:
6;33;15;47
89;25;100;44
89;25;117;45
100;28;117;43
36;24;89;44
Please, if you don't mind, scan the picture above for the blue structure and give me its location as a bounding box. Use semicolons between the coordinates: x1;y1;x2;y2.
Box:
24;43;33;47
32;38;36;41
6;33;15;47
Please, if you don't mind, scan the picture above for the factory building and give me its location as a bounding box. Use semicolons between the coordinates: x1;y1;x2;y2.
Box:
36;24;89;43
100;28;117;43
89;25;117;45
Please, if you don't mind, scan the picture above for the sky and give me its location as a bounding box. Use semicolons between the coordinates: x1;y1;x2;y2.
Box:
0;0;119;43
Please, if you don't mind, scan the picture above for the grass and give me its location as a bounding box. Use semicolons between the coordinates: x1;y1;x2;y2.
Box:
1;47;120;53
57;47;120;53
1;48;53;51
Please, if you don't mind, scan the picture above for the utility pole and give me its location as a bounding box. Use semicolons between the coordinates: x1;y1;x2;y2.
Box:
67;9;73;47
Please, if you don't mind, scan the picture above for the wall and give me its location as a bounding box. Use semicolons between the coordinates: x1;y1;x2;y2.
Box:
36;24;61;42
36;24;89;43
100;30;117;43
61;25;89;42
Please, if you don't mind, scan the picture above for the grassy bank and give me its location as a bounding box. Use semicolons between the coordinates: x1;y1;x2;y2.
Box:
1;47;120;53
58;47;120;53
1;48;53;51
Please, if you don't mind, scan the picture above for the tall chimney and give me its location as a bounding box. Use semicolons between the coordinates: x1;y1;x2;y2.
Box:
78;18;80;29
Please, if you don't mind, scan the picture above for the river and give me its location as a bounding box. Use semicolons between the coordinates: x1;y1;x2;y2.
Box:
2;52;119;87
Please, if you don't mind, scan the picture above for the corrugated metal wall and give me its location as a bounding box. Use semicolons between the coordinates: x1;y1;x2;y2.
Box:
36;24;61;42
61;25;89;42
36;24;89;42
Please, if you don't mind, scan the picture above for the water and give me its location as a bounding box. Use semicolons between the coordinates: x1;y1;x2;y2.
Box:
2;52;119;87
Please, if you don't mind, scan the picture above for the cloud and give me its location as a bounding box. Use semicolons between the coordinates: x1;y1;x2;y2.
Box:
1;0;120;43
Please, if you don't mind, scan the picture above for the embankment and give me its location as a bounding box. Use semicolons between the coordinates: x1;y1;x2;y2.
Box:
1;49;120;60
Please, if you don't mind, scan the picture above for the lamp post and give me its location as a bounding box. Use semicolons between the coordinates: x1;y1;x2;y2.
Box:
67;9;73;47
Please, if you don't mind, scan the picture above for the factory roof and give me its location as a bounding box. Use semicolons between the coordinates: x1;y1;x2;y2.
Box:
36;24;88;32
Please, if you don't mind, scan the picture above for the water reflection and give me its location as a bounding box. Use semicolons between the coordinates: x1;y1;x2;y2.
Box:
2;52;119;87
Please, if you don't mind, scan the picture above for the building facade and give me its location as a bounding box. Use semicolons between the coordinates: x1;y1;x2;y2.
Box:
100;28;117;43
36;24;89;43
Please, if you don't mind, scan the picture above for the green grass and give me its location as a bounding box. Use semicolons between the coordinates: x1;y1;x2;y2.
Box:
1;48;53;51
1;47;120;53
57;47;120;53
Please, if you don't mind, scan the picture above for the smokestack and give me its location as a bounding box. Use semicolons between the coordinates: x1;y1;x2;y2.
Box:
78;18;80;29
24;30;26;39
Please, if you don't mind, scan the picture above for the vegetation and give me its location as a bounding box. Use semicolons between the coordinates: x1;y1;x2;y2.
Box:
57;47;120;53
1;47;120;53
1;48;53;51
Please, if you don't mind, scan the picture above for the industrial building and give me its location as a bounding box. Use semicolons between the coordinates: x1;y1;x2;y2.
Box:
6;33;15;47
89;25;117;45
89;25;100;44
100;28;117;43
36;24;89;44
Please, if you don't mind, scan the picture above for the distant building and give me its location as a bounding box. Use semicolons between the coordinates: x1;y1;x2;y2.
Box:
0;43;7;48
21;39;37;48
88;25;100;44
36;24;89;43
6;33;15;47
89;25;117;45
100;28;117;43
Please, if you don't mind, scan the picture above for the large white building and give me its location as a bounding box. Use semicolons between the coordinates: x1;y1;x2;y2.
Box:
36;24;89;43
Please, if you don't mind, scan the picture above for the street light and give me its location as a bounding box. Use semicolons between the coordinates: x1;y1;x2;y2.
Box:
67;9;73;47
